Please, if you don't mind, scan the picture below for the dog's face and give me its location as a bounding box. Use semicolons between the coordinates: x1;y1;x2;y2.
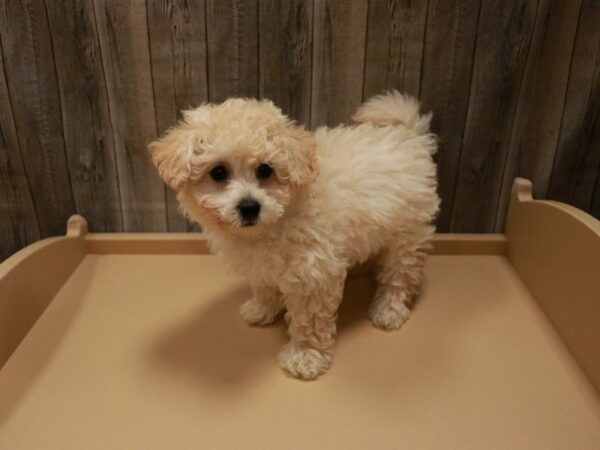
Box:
149;98;317;236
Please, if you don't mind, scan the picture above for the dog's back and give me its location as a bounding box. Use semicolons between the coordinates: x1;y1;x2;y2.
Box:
305;91;439;264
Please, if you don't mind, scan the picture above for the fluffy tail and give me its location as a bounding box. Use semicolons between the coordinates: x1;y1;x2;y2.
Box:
352;90;432;135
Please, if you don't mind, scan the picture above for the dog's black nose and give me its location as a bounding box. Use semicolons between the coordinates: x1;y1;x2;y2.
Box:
237;198;261;224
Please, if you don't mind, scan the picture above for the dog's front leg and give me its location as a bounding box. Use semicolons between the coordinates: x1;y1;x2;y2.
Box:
278;277;345;380
240;284;284;326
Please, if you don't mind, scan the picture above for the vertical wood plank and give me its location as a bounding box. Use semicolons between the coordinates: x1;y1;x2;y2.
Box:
147;0;208;231
93;0;167;231
548;0;600;216
495;0;582;231
0;38;40;260
450;0;538;232
45;0;123;232
419;0;481;232
311;0;368;128
0;0;75;237
363;0;429;99
592;141;600;219
205;0;258;102
259;0;313;125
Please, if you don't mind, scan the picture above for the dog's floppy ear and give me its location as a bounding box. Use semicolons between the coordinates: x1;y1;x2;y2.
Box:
148;126;196;191
280;125;318;188
149;106;212;190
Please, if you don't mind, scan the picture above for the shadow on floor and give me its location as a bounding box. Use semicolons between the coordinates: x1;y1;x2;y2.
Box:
150;272;379;389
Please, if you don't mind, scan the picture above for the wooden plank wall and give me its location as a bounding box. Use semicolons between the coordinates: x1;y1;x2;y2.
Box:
0;0;599;259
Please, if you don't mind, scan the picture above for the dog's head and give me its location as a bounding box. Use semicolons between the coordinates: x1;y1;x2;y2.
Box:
149;98;317;236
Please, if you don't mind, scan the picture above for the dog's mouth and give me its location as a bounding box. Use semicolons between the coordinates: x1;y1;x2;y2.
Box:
241;220;257;227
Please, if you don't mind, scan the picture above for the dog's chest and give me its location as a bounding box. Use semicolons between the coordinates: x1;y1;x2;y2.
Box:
217;241;289;287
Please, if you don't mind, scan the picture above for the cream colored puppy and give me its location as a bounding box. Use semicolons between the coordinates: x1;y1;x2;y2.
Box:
149;91;439;380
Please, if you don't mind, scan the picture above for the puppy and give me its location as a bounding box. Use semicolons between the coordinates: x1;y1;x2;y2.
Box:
149;91;439;380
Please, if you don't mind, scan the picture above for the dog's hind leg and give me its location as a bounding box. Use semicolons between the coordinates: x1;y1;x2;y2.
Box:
369;226;433;330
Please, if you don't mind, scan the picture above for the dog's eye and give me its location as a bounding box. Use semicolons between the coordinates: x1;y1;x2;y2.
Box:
209;165;228;182
256;163;273;180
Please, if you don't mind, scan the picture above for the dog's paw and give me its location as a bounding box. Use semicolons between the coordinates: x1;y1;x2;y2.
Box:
278;344;332;380
368;299;410;331
240;297;282;326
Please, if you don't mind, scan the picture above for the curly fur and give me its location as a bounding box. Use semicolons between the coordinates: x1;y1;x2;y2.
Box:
149;91;439;380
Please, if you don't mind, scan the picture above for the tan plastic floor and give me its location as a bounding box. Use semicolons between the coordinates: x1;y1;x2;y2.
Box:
1;254;599;449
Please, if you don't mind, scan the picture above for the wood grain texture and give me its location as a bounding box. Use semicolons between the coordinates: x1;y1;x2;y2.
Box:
0;0;75;237
1;1;600;259
419;0;481;232
548;0;600;215
495;0;582;231
45;0;123;232
259;0;313;125
0;37;40;260
147;0;207;232
363;0;429;99
205;0;258;102
450;0;538;232
93;0;167;232
311;0;368;128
